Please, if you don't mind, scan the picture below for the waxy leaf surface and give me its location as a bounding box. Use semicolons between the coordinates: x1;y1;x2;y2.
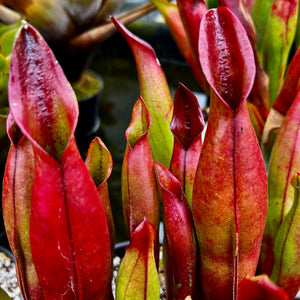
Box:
9;23;111;299
193;8;267;300
9;23;78;162
169;83;204;206
112;16;173;167
177;0;207;62
260;87;300;276
219;0;270;122
155;162;197;299
198;8;255;110
116;219;160;300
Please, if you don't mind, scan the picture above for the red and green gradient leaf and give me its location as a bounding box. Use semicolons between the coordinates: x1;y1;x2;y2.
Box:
272;47;300;115
270;173;300;299
155;161;197;299
150;0;209;93
262;0;299;105
193;8;267;300
116;219;160;300
2;115;43;299
8;23;111;298
177;0;207;65
259;87;300;276
121;97;160;256
262;47;300;149
85;137;115;256
9;23;78;162
169;83;204;207
111;16;173;167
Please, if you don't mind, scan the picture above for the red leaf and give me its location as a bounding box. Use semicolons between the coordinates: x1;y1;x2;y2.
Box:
219;0;270;122
150;0;209;92
85;137;115;257
30;137;112;298
218;0;256;44
170;83;205;150
199;7;255;110
238;275;289;300
121;97;160;259
177;0;207;63
193;8;267;299
3;116;43;299
9;23;78;162
155;162;197;299
169;83;204;206
8;23;112;298
273;47;300;115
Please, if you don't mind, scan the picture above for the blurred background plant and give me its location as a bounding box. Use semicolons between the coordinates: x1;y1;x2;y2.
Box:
0;0;159;84
0;0;162;164
0;20;20;164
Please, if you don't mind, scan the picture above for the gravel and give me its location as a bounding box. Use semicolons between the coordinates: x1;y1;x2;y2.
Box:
0;248;21;300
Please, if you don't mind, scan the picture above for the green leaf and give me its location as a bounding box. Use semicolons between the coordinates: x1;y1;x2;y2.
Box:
0;72;9;107
85;136;112;187
251;0;273;57
116;219;160;300
0;287;11;300
262;0;299;104
206;0;219;9
294;3;300;49
112;17;174;167
259;87;300;276
271;173;300;299
0;27;18;57
0;53;7;71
